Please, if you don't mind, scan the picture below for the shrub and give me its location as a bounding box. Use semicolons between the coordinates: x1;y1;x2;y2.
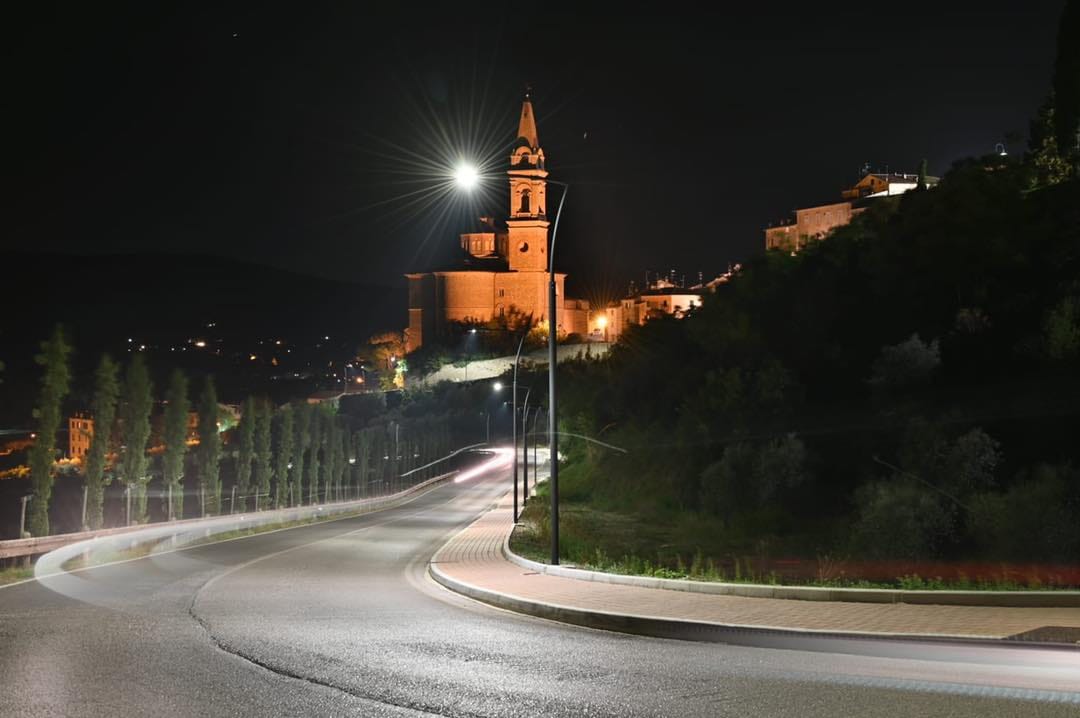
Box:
852;480;954;559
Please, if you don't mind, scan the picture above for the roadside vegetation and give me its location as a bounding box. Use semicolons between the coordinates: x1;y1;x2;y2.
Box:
515;24;1080;588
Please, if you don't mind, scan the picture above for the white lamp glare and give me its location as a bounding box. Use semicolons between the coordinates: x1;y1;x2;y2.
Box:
454;163;479;190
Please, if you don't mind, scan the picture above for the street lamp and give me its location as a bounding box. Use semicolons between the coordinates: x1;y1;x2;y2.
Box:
545;179;570;564
454;163;479;191
596;313;608;343
456;163;569;565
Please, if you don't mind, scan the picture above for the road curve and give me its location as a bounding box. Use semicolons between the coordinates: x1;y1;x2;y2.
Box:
2;465;1079;717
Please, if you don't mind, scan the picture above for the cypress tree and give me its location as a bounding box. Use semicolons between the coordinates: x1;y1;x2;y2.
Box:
197;377;221;515
291;403;311;506
235;396;256;511
356;429;369;498
272;404;294;508
85;355;120;529
253;399;273;510
339;429;350;500
27;326;73;536
161;369;190;521
318;417;333;502
120;355;154;524
916;158;928;191
307;408;323;504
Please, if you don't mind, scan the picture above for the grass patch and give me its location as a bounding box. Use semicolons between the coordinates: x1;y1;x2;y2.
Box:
0;565;34;586
511;492;1079;592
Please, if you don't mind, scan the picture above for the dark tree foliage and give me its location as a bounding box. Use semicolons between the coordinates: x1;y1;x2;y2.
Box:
197;377;222;515
291;402;311;507
120;355;154;523
84;355;120;529
235;396;256;510
272;404;294;508
306;407;323;504
161;369;190;521
27;326;73;536
253;399;273;510
553;155;1080;563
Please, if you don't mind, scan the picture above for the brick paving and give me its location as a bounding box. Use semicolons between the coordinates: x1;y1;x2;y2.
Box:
431;494;1080;640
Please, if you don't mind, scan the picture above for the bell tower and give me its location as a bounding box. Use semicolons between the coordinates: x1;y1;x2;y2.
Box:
506;90;549;272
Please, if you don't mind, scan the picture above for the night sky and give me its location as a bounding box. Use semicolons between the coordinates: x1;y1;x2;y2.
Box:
6;4;1066;302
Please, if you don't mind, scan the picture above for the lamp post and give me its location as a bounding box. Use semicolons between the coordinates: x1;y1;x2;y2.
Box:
454;164;569;564
546;180;569;565
510;329;532;522
494;377;529;522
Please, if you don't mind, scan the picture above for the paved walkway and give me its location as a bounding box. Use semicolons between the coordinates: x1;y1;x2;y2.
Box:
430;493;1080;641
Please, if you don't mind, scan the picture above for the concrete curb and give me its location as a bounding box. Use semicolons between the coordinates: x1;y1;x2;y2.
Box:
424;497;1079;647
501;529;1080;609
429;510;1080;648
427;542;1022;648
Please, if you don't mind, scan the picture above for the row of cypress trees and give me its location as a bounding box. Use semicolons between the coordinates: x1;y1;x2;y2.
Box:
24;325;458;535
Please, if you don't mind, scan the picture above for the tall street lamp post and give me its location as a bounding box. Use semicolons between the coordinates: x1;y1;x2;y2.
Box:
545;180;569;564
455;164;569;565
495;376;529;522
510;329;533;522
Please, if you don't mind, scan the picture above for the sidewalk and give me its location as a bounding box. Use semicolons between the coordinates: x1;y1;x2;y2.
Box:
429;493;1080;643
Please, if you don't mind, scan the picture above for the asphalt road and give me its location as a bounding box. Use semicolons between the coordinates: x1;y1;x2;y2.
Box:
2;467;1079;717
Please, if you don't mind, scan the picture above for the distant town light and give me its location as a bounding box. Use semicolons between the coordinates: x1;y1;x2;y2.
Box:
249;354;257;361
194;340;207;348
454;163;479;191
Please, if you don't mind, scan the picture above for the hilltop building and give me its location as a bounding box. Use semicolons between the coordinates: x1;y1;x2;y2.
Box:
765;170;938;253
590;267;739;343
404;94;589;353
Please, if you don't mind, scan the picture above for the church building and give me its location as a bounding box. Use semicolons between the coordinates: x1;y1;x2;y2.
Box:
404;95;589;353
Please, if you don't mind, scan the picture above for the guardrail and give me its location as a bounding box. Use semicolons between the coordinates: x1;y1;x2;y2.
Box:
2;443;495;563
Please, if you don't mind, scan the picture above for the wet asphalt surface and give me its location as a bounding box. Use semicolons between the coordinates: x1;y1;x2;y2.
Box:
2;470;1079;717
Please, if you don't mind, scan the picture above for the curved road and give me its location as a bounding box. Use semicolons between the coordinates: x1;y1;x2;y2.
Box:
2;467;1079;717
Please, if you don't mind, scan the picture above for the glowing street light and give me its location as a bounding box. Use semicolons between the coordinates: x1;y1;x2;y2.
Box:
454;163;479;191
493;382;503;392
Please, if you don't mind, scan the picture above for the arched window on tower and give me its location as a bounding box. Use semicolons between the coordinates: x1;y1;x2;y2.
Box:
519;188;531;214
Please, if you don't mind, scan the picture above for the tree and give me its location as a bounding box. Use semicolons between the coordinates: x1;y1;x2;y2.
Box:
271;404;294;508
1028;95;1071;187
84;355;121;529
27;326;73;536
235;396;256;511
869;334;940;389
291;403;311;506
306;408;323;503
197;377;222;515
318;417;334;501
161;369;190;521
120;355;155;523
916;158;928;191
253;399;273;510
1052;0;1080;172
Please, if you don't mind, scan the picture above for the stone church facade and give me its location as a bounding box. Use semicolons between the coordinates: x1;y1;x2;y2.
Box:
404;96;589;353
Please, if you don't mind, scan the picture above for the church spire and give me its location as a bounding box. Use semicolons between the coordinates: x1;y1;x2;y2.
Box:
517;88;539;148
